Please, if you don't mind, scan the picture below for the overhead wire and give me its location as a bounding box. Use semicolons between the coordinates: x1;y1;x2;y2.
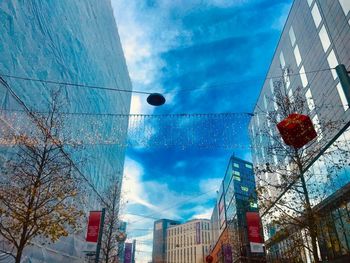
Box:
0;67;334;96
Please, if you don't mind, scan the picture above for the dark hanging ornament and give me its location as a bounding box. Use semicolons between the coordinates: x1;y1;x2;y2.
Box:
147;93;166;106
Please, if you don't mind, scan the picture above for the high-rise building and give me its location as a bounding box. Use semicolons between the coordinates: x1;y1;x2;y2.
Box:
0;0;131;262
152;219;180;263
166;219;211;263
210;156;265;263
249;0;350;262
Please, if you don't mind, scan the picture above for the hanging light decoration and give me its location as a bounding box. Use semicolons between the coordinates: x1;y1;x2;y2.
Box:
146;93;166;106
206;255;213;263
277;113;317;148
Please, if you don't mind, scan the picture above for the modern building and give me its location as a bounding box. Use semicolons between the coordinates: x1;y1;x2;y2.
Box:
0;0;131;262
249;0;350;262
166;219;212;263
152;219;180;263
210;155;265;263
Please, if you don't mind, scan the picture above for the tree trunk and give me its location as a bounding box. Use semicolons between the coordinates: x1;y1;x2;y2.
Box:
295;151;320;263
15;246;24;263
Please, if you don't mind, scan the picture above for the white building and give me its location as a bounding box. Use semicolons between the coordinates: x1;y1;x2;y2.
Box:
166;219;211;263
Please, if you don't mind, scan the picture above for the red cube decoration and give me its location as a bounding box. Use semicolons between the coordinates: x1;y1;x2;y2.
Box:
206;255;213;263
277;113;317;148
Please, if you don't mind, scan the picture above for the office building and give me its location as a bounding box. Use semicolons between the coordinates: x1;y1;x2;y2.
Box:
0;0;131;262
152;219;180;263
249;0;350;262
210;156;265;263
166;219;211;263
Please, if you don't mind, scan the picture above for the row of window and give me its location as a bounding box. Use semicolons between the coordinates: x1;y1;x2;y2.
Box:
167;245;210;263
167;231;211;250
168;221;210;236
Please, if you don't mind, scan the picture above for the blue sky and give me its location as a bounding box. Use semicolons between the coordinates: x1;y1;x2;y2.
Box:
111;0;292;261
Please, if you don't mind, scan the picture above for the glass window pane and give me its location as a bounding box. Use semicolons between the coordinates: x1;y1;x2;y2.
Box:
300;65;308;87
307;0;313;7
339;0;350;16
319;25;331;52
245;163;253;169
306;88;315;111
311;3;322;28
327;50;339;79
289;26;296;46
294;45;302;66
313;114;323;141
279;51;286;68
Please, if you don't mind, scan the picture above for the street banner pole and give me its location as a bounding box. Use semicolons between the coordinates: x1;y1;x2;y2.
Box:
95;208;106;263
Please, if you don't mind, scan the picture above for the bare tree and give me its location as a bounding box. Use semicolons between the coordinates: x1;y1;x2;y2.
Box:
101;177;126;263
0;95;83;263
252;69;349;262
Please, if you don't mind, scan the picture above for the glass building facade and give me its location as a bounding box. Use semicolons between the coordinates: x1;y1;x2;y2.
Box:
210;156;265;263
249;0;350;262
0;0;132;261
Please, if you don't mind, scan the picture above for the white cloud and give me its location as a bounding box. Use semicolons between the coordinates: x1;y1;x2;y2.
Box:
122;158;158;210
189;206;214;220
199;177;222;198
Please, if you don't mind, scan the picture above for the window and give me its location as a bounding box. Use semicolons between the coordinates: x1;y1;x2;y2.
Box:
305;88;315;111
245;163;253;169
234;170;240;176
241;186;249;192
288;88;294;103
339;0;350;16
263;95;268;109
336;83;349;111
311;3;322;28
279;51;286;68
270;79;274;94
234;176;241;181
319;25;331;52
307;0;313;7
327;50;339;79
289;26;296;46
294;45;302;66
250;202;258;208
233;162;239;168
299;65;308;87
312;114;323;141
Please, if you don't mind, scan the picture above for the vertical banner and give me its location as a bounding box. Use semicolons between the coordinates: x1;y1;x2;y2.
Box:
222;244;232;263
86;211;102;242
246;212;264;253
124;243;132;263
196;222;201;244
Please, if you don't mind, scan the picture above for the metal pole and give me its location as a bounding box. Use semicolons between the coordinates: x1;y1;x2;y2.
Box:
95;208;106;263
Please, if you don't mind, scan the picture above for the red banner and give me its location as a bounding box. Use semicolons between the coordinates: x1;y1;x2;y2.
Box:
246;212;263;243
86;211;102;242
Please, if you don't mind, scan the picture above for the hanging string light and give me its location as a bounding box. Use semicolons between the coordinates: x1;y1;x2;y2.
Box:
0;110;252;149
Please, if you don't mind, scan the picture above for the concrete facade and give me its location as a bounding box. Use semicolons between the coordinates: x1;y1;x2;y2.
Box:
166;219;211;263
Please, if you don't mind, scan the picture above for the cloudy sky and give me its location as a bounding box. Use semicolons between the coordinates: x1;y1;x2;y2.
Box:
111;0;292;262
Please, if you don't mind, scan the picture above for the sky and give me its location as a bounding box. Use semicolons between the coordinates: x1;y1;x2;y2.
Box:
111;0;292;262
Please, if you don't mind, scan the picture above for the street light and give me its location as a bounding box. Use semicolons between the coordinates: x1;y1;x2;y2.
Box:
146;93;166;106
